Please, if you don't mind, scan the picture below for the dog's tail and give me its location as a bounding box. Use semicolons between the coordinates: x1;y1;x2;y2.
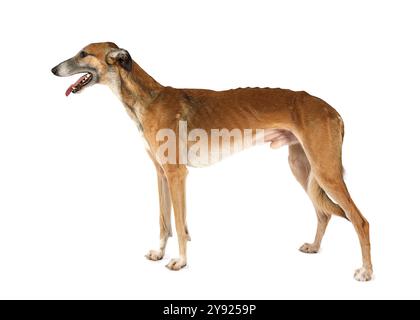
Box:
308;175;349;220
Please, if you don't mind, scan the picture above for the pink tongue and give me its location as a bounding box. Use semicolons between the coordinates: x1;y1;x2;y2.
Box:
65;86;73;97
65;75;85;97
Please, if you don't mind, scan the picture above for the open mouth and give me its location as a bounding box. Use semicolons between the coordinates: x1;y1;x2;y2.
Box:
65;72;93;96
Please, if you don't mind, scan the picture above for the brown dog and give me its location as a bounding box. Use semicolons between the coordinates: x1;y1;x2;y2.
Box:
52;42;372;281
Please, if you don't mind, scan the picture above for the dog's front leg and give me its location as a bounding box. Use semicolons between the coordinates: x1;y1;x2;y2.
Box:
145;154;172;261
164;165;190;271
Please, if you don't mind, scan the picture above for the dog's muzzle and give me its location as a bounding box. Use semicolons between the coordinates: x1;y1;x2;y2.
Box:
51;58;98;96
51;66;59;75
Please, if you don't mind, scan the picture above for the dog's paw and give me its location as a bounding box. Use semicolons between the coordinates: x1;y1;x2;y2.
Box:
166;258;186;271
354;267;373;282
145;250;163;261
299;243;320;254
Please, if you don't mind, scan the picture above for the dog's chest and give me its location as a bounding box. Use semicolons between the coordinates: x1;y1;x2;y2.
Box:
123;102;140;125
119;101;151;151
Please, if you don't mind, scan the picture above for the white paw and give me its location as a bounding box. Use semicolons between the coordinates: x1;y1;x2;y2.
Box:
145;250;163;261
166;258;186;271
299;243;320;254
354;267;373;281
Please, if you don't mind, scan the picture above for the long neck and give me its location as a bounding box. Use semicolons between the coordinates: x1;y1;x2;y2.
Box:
116;62;162;125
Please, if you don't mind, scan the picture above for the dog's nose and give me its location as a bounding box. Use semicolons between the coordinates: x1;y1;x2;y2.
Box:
51;66;58;75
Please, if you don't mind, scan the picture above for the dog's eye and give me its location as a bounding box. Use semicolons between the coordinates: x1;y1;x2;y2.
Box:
79;51;88;58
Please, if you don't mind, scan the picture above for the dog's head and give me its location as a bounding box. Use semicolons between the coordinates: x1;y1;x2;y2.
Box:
51;42;132;96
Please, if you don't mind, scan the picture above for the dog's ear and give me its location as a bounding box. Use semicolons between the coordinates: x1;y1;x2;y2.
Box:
106;48;132;72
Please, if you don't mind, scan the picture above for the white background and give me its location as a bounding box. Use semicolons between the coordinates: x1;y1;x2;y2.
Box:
0;0;419;299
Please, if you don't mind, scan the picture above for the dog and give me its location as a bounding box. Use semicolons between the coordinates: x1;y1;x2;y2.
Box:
52;42;372;281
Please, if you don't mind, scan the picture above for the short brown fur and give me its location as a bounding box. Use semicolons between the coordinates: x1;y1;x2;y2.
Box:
52;42;372;281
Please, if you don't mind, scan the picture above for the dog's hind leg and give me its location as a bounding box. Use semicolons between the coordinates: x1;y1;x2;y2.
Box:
300;172;350;253
288;143;342;253
312;170;372;281
145;154;172;261
296;109;372;281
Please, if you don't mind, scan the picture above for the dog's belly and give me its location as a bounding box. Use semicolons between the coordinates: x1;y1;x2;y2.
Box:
186;142;246;168
186;129;297;168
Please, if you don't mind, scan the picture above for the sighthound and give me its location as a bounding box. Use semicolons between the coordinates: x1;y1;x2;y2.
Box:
52;42;372;281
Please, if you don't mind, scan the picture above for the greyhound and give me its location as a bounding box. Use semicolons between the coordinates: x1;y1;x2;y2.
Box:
52;42;372;281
